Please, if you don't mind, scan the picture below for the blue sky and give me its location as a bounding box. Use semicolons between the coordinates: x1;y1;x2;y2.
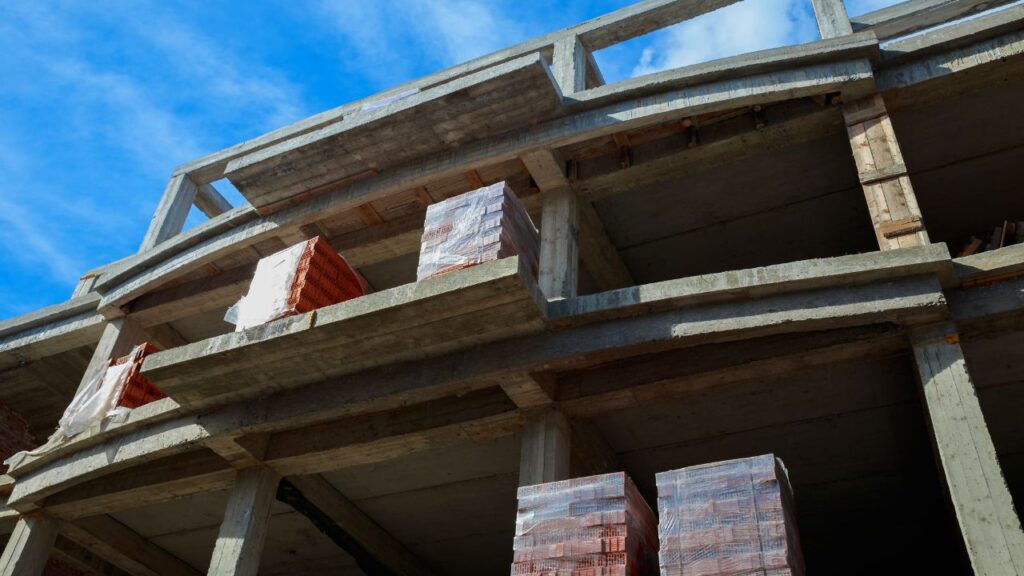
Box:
0;0;897;319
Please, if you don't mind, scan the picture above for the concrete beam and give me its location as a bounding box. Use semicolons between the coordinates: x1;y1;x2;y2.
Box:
7;254;953;509
878;11;1024;88
286;475;434;576
97;58;875;316
140;174;199;252
194;184;232;219
0;515;57;576
206;468;279;576
61;516;200;576
852;0;1019;41
911;324;1024;575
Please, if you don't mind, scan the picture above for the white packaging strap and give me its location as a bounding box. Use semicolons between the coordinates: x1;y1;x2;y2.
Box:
229;241;306;331
3;345;144;470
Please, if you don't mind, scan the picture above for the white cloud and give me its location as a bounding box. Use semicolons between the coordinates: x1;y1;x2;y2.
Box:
317;0;525;87
630;0;819;77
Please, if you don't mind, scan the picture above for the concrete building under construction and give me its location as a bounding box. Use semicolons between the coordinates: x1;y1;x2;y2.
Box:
1;0;1023;573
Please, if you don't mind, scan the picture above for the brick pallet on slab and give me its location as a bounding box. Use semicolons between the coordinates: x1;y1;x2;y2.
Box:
417;181;539;281
656;454;805;576
513;472;659;576
111;343;166;409
233;235;368;330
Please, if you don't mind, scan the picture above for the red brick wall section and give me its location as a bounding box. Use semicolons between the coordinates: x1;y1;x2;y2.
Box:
0;401;89;576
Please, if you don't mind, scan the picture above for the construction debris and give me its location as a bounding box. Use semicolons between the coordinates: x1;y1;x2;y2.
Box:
417;181;539;281
955;220;1023;257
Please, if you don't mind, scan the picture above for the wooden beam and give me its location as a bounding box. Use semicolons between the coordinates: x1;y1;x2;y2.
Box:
911;324;1024;575
842;93;929;250
519;408;571;486
140;175;199;252
194;184;233;219
810;0;853;39
538;187;579;300
553;35;587;96
0;515;57;576
207;468;279;576
522;148;633;291
61;516;200;576
287;475;434;576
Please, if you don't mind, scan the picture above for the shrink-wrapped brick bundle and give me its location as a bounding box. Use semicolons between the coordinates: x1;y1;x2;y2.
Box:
417;181;539;281
656;455;804;576
513;472;658;576
230;236;367;331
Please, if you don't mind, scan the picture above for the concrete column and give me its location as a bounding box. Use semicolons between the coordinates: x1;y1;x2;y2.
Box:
207;468;279;576
538;187;579;300
74;317;147;398
519;408;571;486
0;515;58;576
911;324;1024;575
140;173;200;251
552;34;587;96
809;0;852;39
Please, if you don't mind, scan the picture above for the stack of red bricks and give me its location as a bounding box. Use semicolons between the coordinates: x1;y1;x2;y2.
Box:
417;181;539;281
513;472;659;576
234;236;368;330
287;236;368;313
111;343;166;409
656;455;805;576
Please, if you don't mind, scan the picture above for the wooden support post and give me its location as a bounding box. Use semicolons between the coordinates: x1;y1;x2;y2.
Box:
810;0;853;38
552;35;587;96
140;174;199;252
911;324;1024;575
842;93;929;250
0;515;58;576
207;467;279;576
539;187;579;300
519;408;571;486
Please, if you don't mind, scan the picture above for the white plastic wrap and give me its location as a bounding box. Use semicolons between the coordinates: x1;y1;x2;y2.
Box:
3;346;145;470
230;242;306;331
417;181;538;281
656;454;805;576
513;472;658;576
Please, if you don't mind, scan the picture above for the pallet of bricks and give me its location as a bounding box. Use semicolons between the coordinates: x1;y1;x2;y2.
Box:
231;236;368;330
512;472;659;576
417;180;539;281
657;454;805;576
